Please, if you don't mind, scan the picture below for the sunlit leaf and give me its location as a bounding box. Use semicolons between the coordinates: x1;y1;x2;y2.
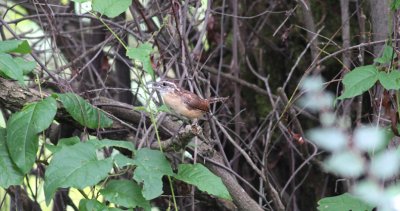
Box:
353;126;385;152
370;150;400;180
126;43;154;79
307;128;347;152
0;128;23;188
0;40;31;54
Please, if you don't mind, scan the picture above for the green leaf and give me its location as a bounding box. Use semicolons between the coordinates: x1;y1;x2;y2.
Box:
324;150;365;178
378;71;400;90
92;0;132;18
126;43;154;79
374;45;395;64
114;154;135;168
13;57;36;75
79;199;124;211
45;136;81;153
0;128;24;188
132;148;173;199
100;180;151;210
0;40;31;54
175;163;232;200
0;53;24;84
157;104;170;112
337;65;378;100
7;97;57;173
392;0;400;10
56;93;113;129
92;139;135;152
72;0;90;3
44;141;113;205
317;193;373;211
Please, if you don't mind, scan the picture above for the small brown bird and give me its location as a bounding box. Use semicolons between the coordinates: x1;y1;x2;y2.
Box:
151;80;228;120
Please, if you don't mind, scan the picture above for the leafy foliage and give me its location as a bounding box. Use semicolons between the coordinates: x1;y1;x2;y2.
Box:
0;53;24;85
55;93;113;129
0;40;31;54
132;148;174;199
337;65;378;100
44;140;113;204
0;128;24;188
317;193;373;211
100;180;151;210
175;163;232;200
126;43;155;79
92;0;132;18
6;97;57;173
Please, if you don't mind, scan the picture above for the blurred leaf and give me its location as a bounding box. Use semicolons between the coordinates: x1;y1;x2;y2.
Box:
72;0;90;2
133;148;173;200
13;57;36;75
175;163;232;200
353;180;385;207
392;0;400;10
157;104;170;112
307;128;347;152
370;150;400;180
100;180;151;210
337;65;378;100
0;40;31;54
317;193;373;211
378;71;400;90
353;126;385;152
324;151;365;178
126;43;154;79
374;45;395;64
56;93;113;129
44;141;113;205
0;53;24;85
7;97;57;173
0;128;23;188
92;0;132;18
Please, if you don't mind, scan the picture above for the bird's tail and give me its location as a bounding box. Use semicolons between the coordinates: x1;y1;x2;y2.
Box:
208;96;229;104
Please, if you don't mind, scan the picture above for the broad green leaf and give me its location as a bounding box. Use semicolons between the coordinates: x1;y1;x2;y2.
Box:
45;136;81;153
133;148;173;199
126;43;154;79
79;199;124;211
370;150;400;180
324;150;364;178
92;0;132;18
353;126;385;152
0;40;31;54
44;141;113;205
13;57;36;75
175;163;232;200
307;128;347;152
7;97;57;173
392;0;400;10
56;93;113;129
100;180;151;210
114;154;135;168
378;71;400;90
317;193;373;211
92;139;135;152
374;45;395;64
0;53;24;84
337;65;378;100
0;128;24;188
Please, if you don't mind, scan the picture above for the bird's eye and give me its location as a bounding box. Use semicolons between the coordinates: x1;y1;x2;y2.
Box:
162;82;166;86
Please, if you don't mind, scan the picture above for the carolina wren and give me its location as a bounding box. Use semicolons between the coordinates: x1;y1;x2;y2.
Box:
151;80;228;120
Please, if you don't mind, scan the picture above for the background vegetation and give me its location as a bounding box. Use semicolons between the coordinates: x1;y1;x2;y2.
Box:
0;0;398;210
